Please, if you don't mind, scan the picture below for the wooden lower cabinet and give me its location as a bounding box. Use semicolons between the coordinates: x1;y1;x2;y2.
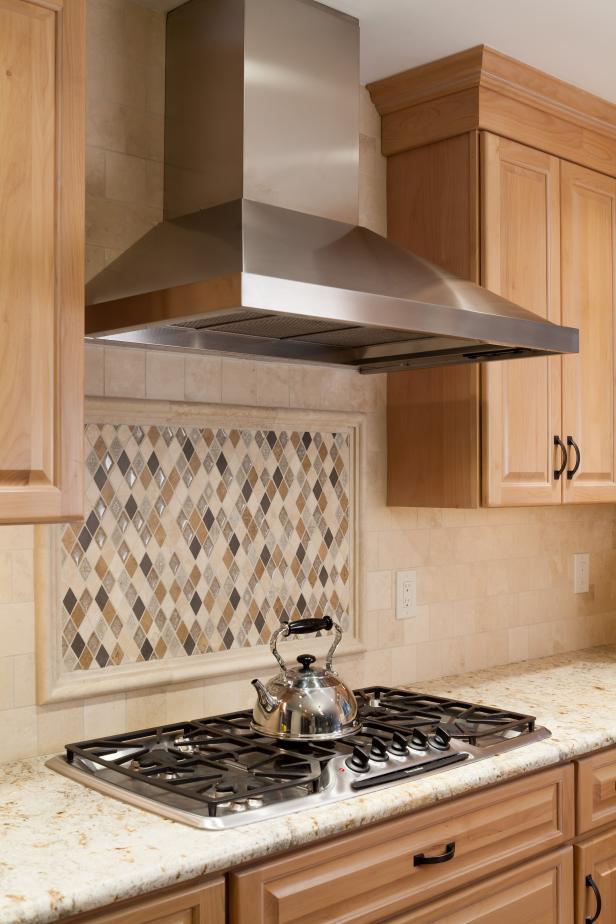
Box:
575;829;616;924
388;848;573;924
576;748;616;836
229;766;573;924
77;879;225;924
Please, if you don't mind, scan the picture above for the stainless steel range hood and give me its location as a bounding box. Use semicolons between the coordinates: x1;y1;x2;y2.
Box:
85;0;578;373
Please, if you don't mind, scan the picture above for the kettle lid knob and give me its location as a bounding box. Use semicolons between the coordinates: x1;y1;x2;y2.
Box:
297;653;316;672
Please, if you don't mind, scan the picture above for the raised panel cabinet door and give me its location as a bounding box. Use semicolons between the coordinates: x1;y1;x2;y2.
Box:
481;132;563;506
387;848;574;924
561;161;616;503
575;829;616;924
75;878;226;924
576;747;616;835
0;0;84;523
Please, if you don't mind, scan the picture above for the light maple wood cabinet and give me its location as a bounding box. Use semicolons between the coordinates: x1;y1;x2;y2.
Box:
390;848;573;924
229;765;573;923
0;0;85;524
577;748;616;836
59;756;616;924
74;879;225;924
370;46;616;508
575;829;616;924
561;162;616;504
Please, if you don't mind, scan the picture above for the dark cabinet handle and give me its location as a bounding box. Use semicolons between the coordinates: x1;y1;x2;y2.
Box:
554;435;568;480
567;436;581;480
586;874;602;923
413;842;456;866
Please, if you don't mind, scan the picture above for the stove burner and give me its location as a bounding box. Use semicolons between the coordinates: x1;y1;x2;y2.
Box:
63;687;543;822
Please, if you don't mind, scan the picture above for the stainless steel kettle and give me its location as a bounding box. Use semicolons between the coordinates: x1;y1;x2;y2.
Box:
251;616;359;741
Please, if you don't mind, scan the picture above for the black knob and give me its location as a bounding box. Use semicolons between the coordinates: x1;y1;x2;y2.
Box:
409;728;429;751
389;732;408;756
369;737;389;762
296;654;316;672
345;746;370;772
431;726;451;751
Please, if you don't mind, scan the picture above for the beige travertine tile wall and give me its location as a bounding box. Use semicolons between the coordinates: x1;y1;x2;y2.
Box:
0;0;614;763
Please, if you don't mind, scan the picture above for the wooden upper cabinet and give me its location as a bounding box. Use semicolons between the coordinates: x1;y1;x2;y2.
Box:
481;133;562;506
371;45;616;508
387;133;481;508
561;162;616;503
0;0;85;524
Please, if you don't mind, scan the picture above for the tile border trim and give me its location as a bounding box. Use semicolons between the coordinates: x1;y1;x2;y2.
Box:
35;397;365;704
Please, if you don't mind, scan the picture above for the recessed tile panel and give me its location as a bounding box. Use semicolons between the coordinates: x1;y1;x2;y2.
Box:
60;423;352;671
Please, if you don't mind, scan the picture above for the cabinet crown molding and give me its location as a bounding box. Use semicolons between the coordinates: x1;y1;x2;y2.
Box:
368;44;616;175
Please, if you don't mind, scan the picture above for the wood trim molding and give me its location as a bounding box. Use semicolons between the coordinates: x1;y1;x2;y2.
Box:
368;44;616;176
35;397;365;704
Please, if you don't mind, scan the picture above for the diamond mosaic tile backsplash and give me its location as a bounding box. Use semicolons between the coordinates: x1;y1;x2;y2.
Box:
60;422;352;671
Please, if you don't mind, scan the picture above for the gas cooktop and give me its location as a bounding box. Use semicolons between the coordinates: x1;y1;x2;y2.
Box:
46;687;550;829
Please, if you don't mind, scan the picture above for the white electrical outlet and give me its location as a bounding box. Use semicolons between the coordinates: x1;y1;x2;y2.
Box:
574;553;590;594
396;570;417;619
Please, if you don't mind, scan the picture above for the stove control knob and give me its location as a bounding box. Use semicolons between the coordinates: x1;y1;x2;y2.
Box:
369;737;389;762
345;746;371;773
409;729;429;751
389;732;408;756
431;726;452;751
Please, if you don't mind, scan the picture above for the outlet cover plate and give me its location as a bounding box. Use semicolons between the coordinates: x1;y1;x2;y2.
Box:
574;553;590;594
396;570;417;619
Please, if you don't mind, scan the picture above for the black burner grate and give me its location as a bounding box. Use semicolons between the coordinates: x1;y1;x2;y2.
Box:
66;719;322;817
356;688;536;746
65;687;539;814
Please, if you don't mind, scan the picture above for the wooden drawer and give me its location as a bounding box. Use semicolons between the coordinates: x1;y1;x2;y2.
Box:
387;847;573;924
230;765;574;924
576;746;616;834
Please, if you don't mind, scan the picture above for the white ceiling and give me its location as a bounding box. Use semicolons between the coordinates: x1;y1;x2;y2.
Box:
325;0;616;102
134;0;616;105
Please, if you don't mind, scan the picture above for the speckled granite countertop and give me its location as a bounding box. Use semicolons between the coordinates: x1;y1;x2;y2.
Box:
3;645;616;924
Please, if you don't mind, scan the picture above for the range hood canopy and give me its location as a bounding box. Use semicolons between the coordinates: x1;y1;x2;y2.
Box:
86;0;578;373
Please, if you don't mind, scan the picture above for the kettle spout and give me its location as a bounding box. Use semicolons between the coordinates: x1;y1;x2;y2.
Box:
252;678;278;714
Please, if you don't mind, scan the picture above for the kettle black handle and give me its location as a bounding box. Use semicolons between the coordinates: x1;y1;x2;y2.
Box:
269;614;342;673
286;616;333;635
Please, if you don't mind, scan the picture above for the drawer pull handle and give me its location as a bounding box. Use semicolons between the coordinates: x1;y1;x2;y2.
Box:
554;435;568;480
413;842;456;866
586;874;602;923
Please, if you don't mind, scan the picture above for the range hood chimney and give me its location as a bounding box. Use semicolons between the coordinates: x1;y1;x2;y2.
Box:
85;0;578;373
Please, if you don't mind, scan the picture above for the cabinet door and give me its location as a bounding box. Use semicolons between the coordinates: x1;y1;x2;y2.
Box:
389;848;573;924
561;161;616;503
77;878;225;924
481;133;563;506
0;0;84;523
575;828;616;924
